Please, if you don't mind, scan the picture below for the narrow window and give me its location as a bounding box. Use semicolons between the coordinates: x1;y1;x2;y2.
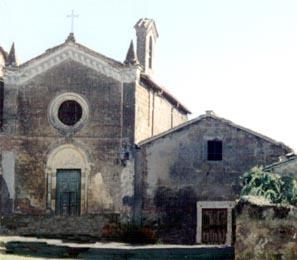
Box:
207;140;222;161
148;36;153;69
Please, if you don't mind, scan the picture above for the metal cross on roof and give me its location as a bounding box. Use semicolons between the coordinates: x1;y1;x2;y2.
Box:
67;10;79;33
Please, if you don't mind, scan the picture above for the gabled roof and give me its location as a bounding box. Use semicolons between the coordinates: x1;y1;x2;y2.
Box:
138;112;293;153
18;34;125;70
3;34;192;114
4;34;140;85
140;74;191;114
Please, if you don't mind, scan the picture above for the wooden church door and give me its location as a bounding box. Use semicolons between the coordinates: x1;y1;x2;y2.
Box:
56;169;81;216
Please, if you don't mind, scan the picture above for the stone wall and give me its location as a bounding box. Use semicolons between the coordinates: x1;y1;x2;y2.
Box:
0;150;13;215
0;213;118;238
235;198;297;259
135;83;152;142
0;52;5;78
0;60;131;219
135;115;291;244
134;83;187;143
172;106;187;128
4;60;123;138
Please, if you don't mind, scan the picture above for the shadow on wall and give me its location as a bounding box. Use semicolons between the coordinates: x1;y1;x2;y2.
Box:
154;186;197;244
0;175;13;215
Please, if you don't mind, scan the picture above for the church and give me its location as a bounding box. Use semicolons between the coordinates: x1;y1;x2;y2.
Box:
0;18;293;245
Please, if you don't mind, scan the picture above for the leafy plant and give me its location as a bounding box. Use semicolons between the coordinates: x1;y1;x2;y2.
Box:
281;176;297;206
240;167;297;206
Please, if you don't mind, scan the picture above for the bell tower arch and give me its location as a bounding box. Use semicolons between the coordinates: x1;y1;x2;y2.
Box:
134;18;159;75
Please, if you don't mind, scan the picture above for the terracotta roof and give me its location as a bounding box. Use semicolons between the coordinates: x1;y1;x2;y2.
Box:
138;112;294;152
140;74;191;114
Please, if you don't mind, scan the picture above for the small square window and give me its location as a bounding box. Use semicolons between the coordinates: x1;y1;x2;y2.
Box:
207;140;222;161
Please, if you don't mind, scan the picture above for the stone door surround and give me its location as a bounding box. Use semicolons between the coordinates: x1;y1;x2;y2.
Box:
196;201;235;245
46;144;90;214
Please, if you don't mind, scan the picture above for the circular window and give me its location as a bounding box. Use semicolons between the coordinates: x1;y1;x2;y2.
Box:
58;100;83;126
48;92;89;133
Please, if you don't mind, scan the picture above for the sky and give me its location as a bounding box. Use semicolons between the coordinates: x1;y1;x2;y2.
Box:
1;0;297;150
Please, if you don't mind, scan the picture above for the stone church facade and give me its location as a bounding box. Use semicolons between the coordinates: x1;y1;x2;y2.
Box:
0;18;293;244
0;19;188;229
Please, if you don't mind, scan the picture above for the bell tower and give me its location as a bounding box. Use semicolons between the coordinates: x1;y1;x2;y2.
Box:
134;18;159;76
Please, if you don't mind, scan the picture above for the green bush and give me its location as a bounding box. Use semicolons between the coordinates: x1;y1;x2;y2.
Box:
241;167;297;206
281;176;297;206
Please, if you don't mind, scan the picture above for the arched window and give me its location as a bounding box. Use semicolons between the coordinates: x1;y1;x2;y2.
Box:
148;36;153;69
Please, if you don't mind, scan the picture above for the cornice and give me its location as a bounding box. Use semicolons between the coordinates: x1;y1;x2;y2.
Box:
4;44;140;85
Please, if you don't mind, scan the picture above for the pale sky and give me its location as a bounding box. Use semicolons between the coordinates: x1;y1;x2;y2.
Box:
1;0;297;151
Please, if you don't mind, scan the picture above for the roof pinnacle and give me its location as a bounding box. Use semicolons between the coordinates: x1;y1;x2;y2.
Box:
6;42;18;66
65;32;76;43
124;40;139;65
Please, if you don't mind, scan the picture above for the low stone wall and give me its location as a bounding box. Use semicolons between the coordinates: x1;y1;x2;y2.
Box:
235;197;297;259
0;213;119;240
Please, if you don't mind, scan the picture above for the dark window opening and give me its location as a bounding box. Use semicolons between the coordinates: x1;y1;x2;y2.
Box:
58;100;82;126
208;140;222;161
148;36;153;69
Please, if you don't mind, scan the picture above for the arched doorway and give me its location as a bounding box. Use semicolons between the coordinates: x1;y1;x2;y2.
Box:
46;144;90;215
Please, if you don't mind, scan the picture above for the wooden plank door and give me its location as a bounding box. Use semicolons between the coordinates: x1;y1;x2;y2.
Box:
56;169;81;216
201;208;227;244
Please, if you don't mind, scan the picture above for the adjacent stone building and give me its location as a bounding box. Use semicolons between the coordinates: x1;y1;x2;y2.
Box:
264;153;297;177
134;112;292;244
0;18;293;244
